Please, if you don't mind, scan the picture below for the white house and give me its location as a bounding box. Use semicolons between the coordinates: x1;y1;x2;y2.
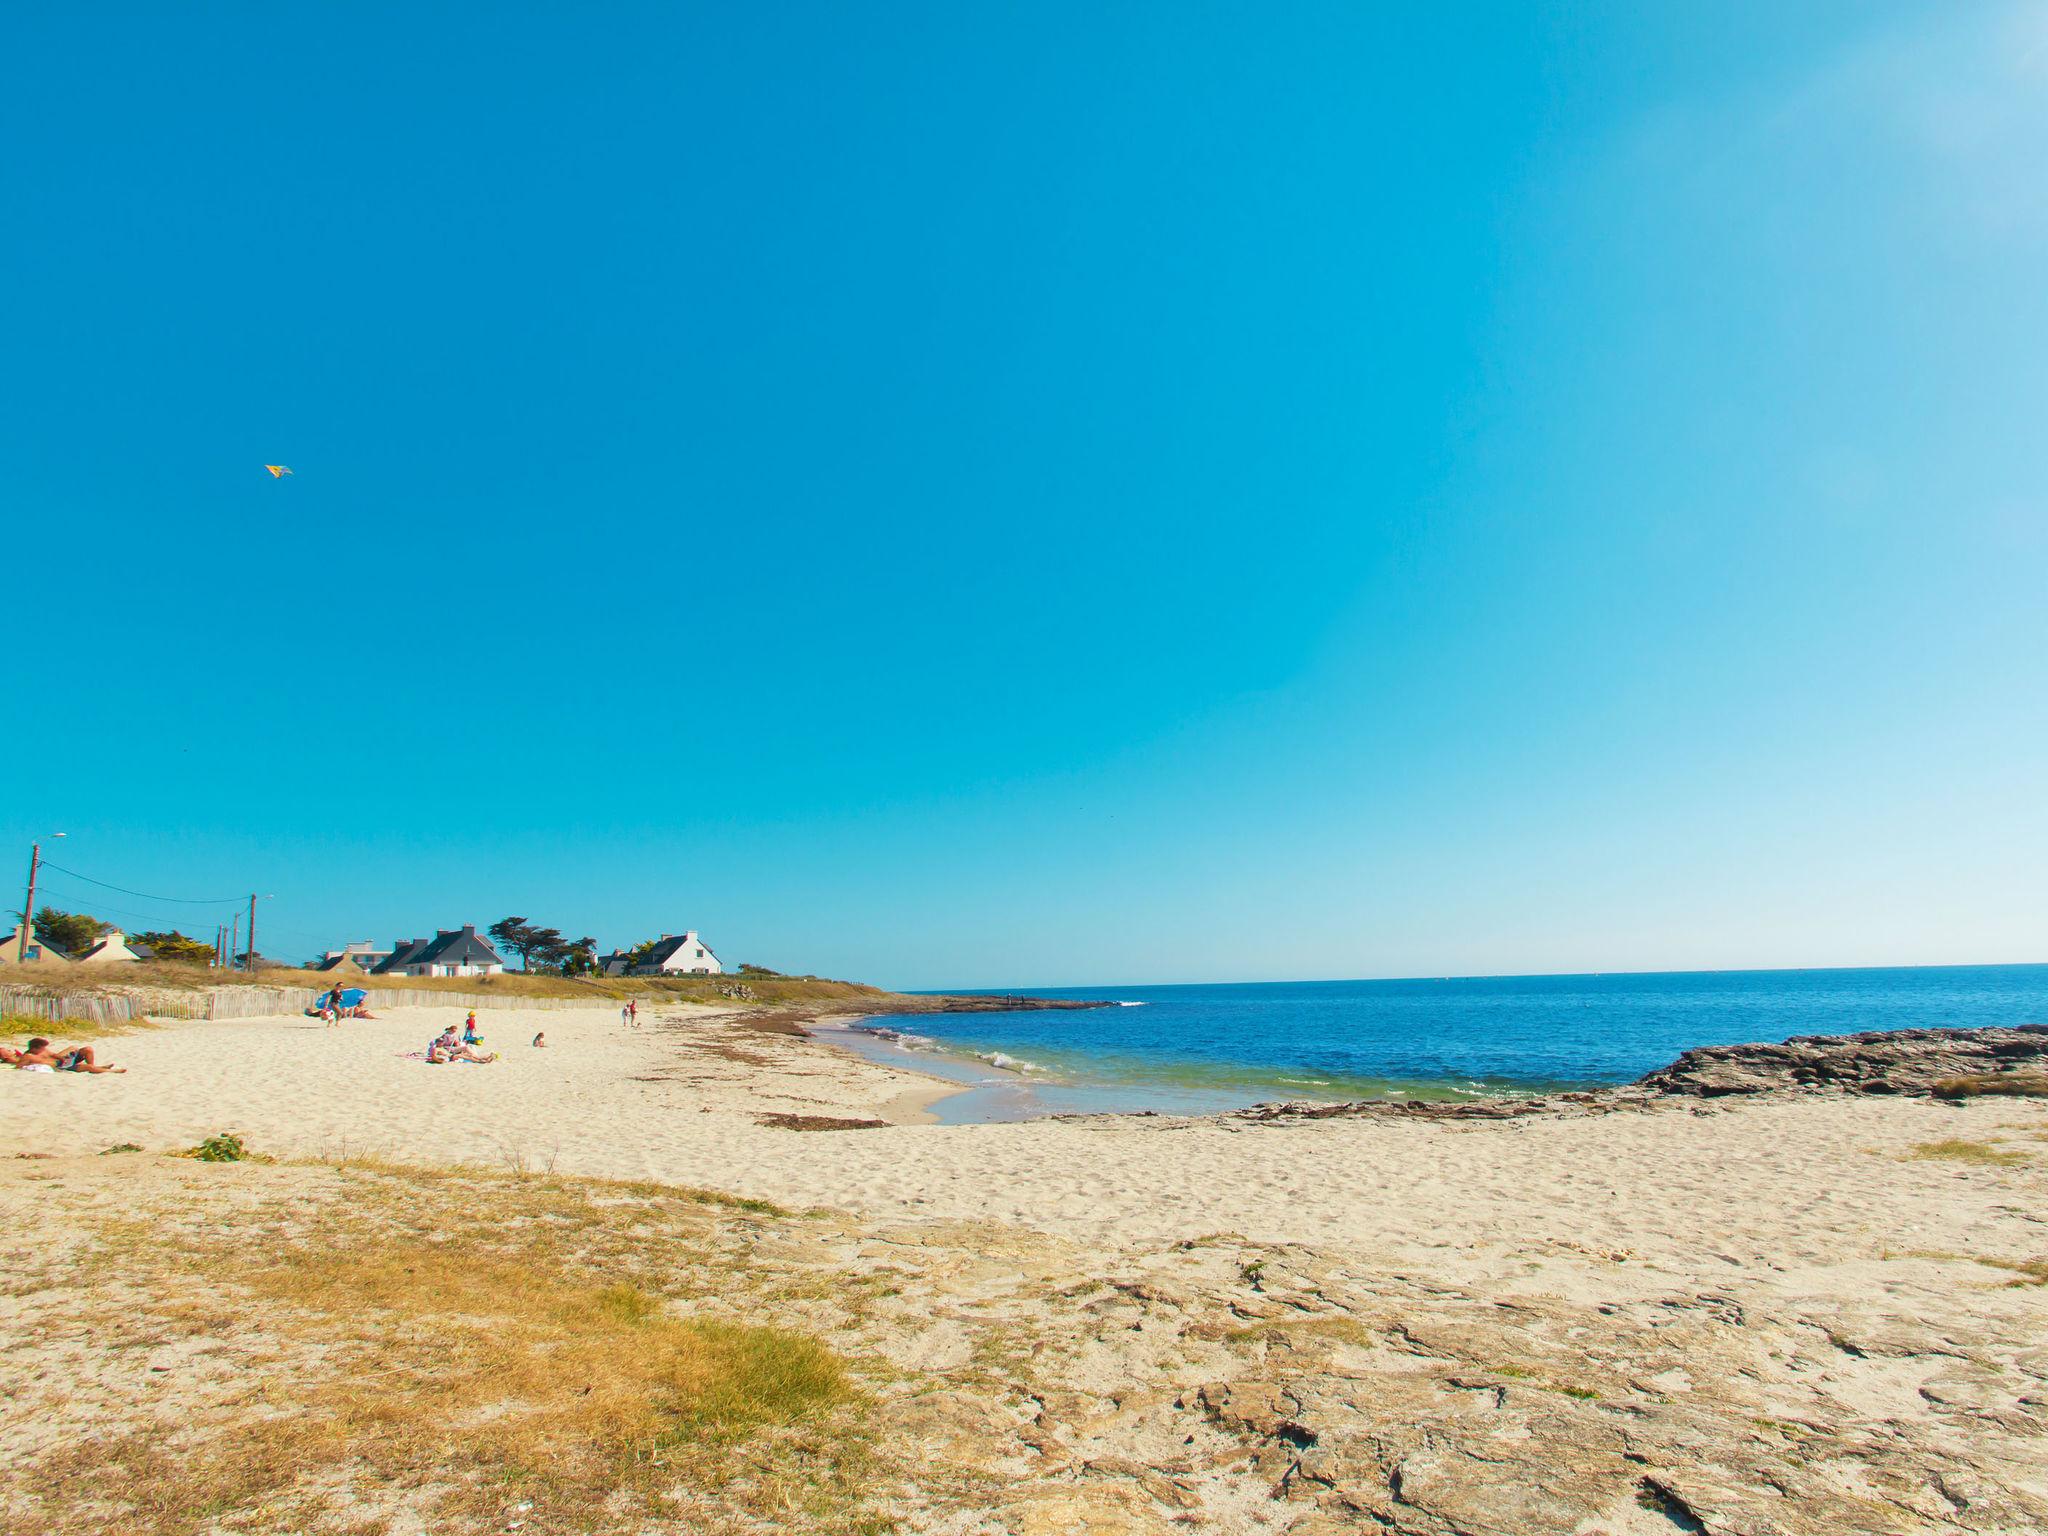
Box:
73;928;147;965
631;932;723;976
370;925;506;978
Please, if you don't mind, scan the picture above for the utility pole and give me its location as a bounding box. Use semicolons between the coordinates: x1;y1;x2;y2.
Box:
16;833;62;964
245;894;257;973
227;914;240;973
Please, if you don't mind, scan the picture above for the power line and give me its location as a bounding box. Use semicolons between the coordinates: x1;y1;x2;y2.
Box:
30;880;226;935
37;860;247;906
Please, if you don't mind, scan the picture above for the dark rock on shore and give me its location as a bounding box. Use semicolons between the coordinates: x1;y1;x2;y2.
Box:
1635;1024;2048;1098
908;994;1113;1013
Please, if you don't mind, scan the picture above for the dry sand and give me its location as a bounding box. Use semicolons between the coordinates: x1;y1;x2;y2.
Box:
6;1002;2047;1533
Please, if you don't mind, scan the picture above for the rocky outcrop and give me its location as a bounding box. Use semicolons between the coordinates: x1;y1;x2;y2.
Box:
1636;1024;2048;1098
1234;1026;2048;1123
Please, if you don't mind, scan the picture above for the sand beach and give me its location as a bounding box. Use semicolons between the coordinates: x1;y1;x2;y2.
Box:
4;1000;2047;1533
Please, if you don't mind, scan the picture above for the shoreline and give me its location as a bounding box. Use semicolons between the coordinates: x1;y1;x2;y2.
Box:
815;1003;2048;1126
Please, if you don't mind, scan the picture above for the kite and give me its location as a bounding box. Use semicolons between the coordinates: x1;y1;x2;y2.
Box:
264;464;293;479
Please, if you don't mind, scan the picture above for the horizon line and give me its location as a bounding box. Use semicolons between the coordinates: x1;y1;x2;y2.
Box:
908;957;2048;994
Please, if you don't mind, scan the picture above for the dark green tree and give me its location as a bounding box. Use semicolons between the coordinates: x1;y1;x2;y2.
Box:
524;928;569;972
559;936;598;976
133;930;216;964
488;916;578;972
32;908;107;957
487;917;540;970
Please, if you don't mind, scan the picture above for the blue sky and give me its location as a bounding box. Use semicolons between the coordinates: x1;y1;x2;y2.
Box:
4;2;2043;987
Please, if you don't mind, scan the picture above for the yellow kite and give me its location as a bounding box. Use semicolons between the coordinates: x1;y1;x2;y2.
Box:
264;464;293;479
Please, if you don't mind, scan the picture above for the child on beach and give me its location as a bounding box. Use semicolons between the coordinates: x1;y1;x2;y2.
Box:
462;1012;483;1046
532;1031;546;1048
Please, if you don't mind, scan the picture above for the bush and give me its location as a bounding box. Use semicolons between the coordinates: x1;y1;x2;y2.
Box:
179;1132;260;1163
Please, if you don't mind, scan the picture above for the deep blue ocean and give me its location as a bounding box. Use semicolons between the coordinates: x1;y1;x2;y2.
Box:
835;965;2048;1122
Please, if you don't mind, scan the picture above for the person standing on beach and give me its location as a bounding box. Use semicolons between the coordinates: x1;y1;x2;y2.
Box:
621;1002;631;1028
628;999;639;1028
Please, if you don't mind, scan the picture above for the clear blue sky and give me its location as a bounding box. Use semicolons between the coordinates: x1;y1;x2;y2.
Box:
4;3;2043;987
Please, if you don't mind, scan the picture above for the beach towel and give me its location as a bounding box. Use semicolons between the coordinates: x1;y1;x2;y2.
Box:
17;1064;53;1074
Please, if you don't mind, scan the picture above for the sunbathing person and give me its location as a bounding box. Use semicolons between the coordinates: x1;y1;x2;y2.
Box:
15;1037;126;1074
426;1028;496;1065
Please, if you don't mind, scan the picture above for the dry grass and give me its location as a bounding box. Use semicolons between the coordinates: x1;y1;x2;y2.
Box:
2;1165;889;1536
2;963;1089;1018
1907;1138;2031;1167
1880;1248;2048;1286
0;1011;158;1043
1978;1256;2048;1287
1931;1074;2048;1100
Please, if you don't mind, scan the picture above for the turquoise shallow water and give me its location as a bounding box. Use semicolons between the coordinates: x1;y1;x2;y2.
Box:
845;965;2048;1123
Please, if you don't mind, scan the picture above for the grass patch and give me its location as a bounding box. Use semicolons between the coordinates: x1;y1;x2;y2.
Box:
1225;1316;1376;1349
1978;1256;2048;1287
0;1011;157;1042
1931;1074;2048;1100
16;1173;879;1536
1906;1139;2031;1166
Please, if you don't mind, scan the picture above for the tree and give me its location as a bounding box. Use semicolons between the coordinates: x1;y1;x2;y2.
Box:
33;908;107;957
559;936;598;976
487;916;570;972
525;928;569;972
133;930;216;964
487;917;540;971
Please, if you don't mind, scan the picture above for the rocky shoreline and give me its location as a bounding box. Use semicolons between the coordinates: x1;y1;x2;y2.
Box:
1235;1023;2048;1123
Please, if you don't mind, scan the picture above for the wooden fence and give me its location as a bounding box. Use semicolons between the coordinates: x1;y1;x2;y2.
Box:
0;983;602;1028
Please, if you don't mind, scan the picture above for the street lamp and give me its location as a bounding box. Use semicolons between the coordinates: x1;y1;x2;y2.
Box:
16;833;65;965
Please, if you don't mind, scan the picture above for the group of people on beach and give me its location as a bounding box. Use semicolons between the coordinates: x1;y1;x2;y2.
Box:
420;1010;551;1063
3;1037;123;1074
310;985;378;1025
427;1010;499;1064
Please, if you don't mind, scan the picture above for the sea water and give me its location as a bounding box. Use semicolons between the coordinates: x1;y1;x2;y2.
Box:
837;965;2048;1123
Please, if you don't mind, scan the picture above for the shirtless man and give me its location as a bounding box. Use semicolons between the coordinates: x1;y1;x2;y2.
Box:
13;1037;126;1073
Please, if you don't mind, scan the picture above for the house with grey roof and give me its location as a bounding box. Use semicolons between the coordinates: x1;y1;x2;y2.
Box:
370;925;505;978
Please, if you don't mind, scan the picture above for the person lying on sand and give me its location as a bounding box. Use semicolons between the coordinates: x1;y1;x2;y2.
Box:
426;1028;496;1065
13;1037;126;1074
